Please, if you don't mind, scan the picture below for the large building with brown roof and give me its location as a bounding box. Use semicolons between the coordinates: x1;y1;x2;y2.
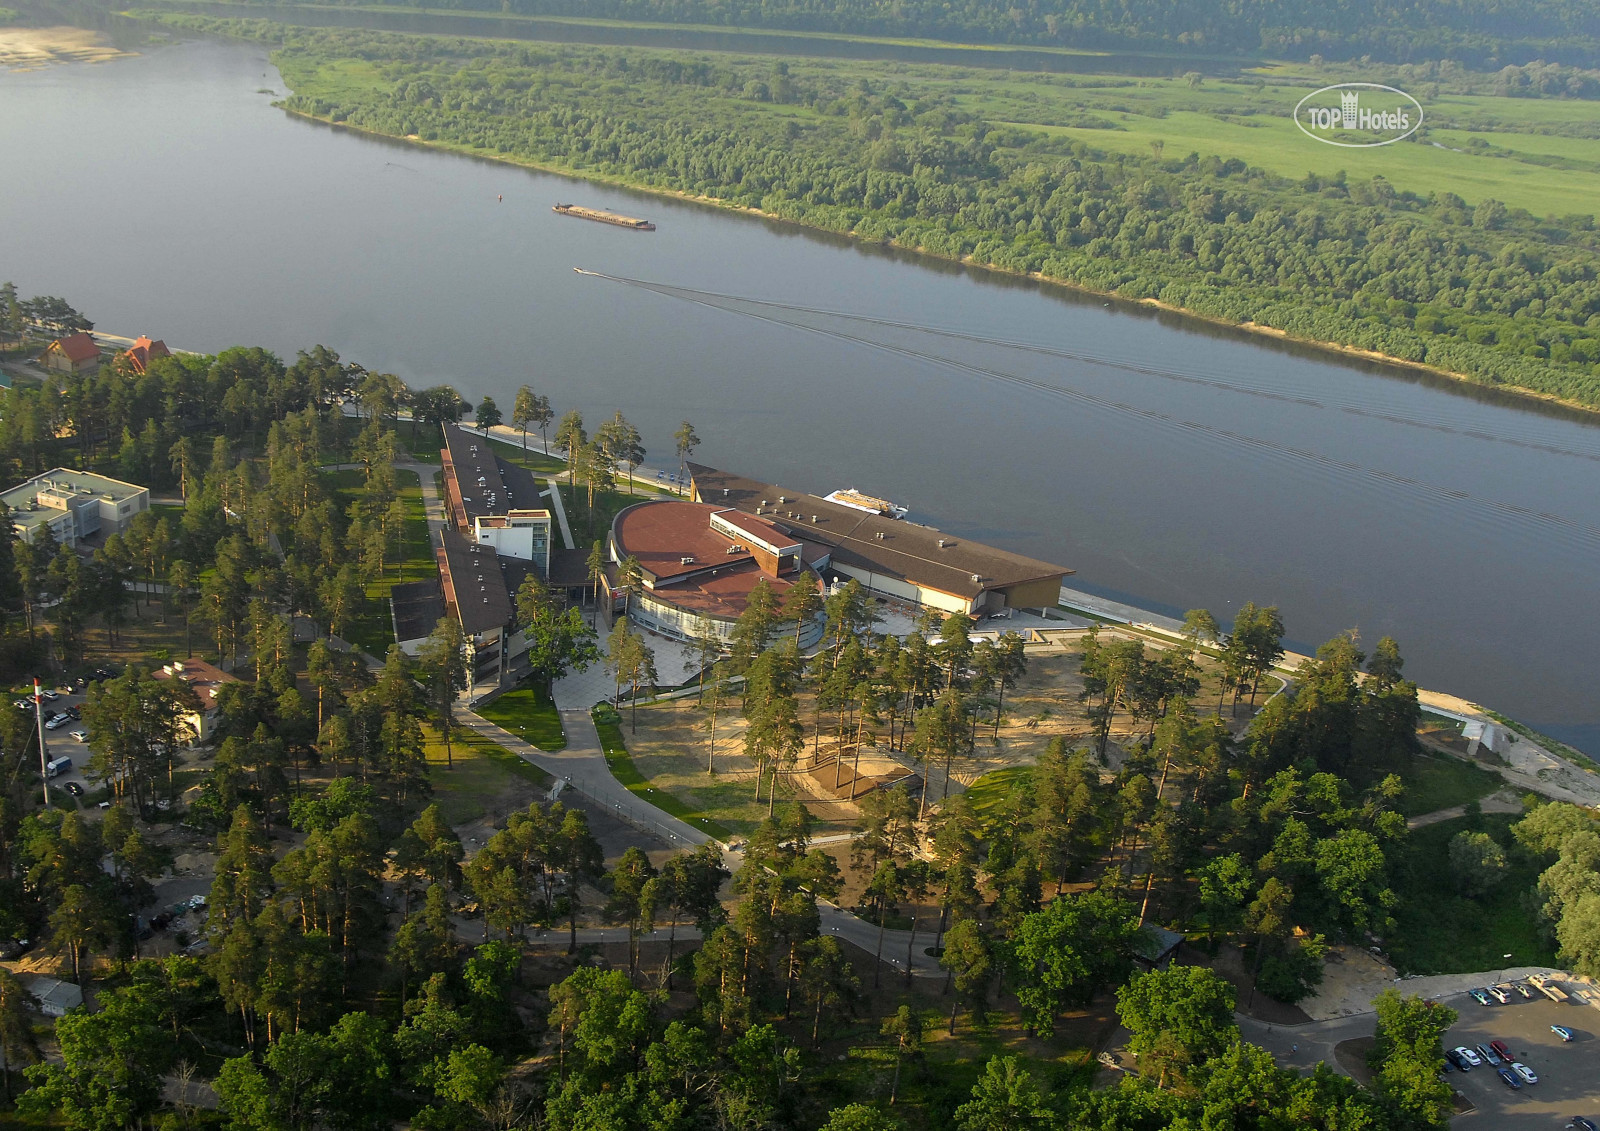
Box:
687;464;1070;617
119;336;170;375
604;499;827;646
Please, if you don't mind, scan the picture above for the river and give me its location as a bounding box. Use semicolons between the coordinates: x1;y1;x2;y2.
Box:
1;38;1597;753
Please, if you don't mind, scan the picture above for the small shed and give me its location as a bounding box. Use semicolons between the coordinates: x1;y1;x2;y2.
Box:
1133;926;1186;970
25;975;83;1017
1462;720;1509;758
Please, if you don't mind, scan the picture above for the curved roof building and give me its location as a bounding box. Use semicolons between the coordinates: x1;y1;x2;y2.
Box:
605;500;827;647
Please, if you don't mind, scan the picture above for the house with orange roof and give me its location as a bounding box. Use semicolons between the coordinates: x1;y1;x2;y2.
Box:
119;336;170;375
40;332;100;375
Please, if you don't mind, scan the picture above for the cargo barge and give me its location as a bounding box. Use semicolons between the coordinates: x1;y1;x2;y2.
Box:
552;203;655;230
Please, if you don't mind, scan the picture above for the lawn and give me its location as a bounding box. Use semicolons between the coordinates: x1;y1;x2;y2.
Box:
1392;749;1503;818
593;707;736;840
424;721;553;826
321;467;432;655
477;681;566;751
1386;812;1557;975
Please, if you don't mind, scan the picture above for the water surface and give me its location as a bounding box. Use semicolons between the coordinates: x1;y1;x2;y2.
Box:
1;39;1596;751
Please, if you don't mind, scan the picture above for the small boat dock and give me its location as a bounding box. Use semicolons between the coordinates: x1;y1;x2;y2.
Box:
552;203;655;231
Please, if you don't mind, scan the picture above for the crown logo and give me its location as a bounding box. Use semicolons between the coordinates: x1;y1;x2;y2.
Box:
1340;89;1359;127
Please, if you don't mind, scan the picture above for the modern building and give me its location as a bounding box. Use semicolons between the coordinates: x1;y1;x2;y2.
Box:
687;464;1070;616
1;469;150;547
119;335;170;375
602;498;827;647
153;658;238;743
40;332;100;375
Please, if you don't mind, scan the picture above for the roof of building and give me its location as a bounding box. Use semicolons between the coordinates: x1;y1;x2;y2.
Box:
154;658;238;711
46;332;99;364
392;579;447;644
1;468;149;539
611;499;810;622
121;336;170;374
548;547;592;589
438;529;514;636
686;464;1070;600
614;500;757;586
26;975;83;1013
1134;925;1186;965
441;423;542;525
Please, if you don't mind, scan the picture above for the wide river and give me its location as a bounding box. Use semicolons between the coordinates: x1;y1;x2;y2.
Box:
2;38;1597;752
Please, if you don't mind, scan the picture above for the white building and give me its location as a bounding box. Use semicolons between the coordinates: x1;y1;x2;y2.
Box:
2;469;150;547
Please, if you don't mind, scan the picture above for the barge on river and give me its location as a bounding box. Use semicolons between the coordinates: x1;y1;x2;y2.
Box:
552;203;655;230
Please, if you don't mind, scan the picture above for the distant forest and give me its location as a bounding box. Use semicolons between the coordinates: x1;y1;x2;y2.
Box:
225;0;1600;66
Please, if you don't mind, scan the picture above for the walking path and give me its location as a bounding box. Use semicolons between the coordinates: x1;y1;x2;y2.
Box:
459;705;943;976
543;477;575;550
1405;788;1522;829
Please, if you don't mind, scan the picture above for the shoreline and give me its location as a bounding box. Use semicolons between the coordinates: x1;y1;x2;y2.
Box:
280;108;1600;422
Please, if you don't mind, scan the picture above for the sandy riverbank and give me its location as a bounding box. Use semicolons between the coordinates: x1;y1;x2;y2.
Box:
0;26;135;69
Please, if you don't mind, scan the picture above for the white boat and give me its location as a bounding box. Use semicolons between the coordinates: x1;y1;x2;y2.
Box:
825;489;907;519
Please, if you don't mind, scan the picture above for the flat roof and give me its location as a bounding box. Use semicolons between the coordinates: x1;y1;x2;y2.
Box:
687;464;1070;599
392;579;447;643
613;500;757;586
3;469;148;535
154;659;237;710
438;529;514;635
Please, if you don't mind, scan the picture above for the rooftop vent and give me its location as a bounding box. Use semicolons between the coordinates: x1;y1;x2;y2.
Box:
778;495;787;504
811;515;818;523
722;488;729;496
971;573;981;583
937;539;947;548
875;531;886;540
680;556;695;565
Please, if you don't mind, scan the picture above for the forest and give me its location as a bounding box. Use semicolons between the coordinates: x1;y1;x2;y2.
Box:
132;17;1600;413
216;0;1600;68
0;310;1591;1128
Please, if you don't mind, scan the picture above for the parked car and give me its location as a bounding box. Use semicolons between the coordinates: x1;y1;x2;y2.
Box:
1566;1117;1597;1131
44;713;70;730
39;690;57;702
1514;982;1533;998
1488;985;1510;1004
1490;1040;1512;1060
66;706;80;719
1552;1025;1575;1042
1477;1043;1502;1066
62;782;83;798
0;938;31;961
1511;1062;1537;1085
1497;1066;1521;1089
69;731;87;742
1469;988;1491;1006
1453;1046;1482;1068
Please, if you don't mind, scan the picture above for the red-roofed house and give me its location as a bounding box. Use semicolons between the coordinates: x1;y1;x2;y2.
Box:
40;332;100;375
155;659;239;742
120;336;170;375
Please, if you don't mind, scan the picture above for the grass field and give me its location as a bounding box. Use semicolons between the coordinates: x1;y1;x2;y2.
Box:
424;720;553;825
321;467;431;655
477;681;566;751
1393;750;1503;817
1387;812;1556;975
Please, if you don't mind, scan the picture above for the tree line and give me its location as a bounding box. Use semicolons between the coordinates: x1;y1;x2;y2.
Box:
145;21;1600;410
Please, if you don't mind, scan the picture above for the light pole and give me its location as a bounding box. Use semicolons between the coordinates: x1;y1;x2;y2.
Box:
33;677;49;808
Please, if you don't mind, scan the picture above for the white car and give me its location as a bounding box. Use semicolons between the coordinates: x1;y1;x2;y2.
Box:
69;730;87;742
1454;1046;1483;1067
1510;1062;1537;1085
44;713;70;730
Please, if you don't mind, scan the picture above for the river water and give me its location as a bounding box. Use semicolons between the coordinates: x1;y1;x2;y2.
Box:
2;38;1597;752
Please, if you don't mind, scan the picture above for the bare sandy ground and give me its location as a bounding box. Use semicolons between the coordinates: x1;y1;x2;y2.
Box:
0;26;134;70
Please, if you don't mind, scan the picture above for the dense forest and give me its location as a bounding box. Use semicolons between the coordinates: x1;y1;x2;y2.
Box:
220;0;1600;67
134;18;1600;411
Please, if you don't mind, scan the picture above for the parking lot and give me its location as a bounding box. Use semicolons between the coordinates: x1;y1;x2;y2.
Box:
14;683;101;811
1442;986;1600;1128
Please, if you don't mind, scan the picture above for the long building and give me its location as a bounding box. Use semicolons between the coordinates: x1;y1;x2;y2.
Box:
2;469;150;547
687;463;1070;616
